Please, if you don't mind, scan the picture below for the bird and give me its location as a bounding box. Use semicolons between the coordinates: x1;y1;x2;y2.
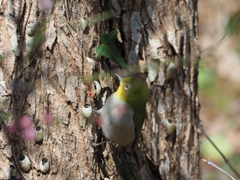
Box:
94;74;148;147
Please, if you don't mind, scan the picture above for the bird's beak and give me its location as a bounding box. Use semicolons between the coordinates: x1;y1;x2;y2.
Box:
114;73;122;82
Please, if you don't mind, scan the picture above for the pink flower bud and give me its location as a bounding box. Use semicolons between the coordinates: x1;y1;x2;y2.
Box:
44;113;53;124
23;127;36;140
19;116;32;129
38;0;52;11
7;124;17;134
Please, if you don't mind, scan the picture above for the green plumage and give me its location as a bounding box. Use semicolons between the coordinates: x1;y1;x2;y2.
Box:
115;77;149;147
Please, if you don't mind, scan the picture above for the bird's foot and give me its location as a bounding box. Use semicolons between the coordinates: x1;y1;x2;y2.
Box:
89;138;108;147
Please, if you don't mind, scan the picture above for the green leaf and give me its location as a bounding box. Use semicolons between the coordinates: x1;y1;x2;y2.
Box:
0;54;4;63
225;11;240;36
96;30;127;68
0;113;8;122
109;0;120;18
118;162;136;180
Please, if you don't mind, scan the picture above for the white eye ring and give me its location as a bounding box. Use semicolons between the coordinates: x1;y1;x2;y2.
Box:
124;84;131;90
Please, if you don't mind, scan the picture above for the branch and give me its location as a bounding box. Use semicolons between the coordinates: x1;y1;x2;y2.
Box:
201;130;240;179
17;58;40;117
202;159;236;180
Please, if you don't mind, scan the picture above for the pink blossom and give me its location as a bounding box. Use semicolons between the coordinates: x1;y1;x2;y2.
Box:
19;116;32;129
7;124;17;134
44;113;53;124
38;0;52;11
23;127;36;140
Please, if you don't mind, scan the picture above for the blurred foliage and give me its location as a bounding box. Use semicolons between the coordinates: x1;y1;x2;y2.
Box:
0;54;4;63
0;113;8;122
225;11;240;36
201;133;233;161
198;65;215;94
225;11;240;55
198;65;231;113
198;1;240;179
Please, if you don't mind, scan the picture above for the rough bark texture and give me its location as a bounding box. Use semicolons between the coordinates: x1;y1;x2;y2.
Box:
0;0;201;179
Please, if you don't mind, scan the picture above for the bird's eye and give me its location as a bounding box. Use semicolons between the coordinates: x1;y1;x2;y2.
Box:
124;84;131;90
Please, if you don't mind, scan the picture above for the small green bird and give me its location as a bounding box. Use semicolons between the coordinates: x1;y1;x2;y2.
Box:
96;74;148;147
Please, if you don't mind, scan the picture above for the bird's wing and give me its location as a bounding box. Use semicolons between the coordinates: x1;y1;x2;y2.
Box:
132;107;146;148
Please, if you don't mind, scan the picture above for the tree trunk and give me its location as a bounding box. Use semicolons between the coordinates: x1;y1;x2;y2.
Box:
0;0;201;179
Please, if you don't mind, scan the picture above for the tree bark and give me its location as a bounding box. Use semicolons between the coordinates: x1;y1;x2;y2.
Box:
0;0;201;179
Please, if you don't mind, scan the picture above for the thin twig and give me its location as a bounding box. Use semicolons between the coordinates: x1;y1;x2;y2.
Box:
11;58;40;179
0;83;8;93
202;159;236;180
17;56;35;79
10;137;28;180
201;130;240;178
2;119;27;180
17;58;40;117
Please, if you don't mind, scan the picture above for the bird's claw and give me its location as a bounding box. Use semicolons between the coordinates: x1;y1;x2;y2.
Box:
88;138;108;147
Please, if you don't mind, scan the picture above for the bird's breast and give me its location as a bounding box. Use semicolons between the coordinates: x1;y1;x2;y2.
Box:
100;93;135;146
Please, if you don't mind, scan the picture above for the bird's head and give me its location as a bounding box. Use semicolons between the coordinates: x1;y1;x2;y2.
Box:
115;74;148;109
